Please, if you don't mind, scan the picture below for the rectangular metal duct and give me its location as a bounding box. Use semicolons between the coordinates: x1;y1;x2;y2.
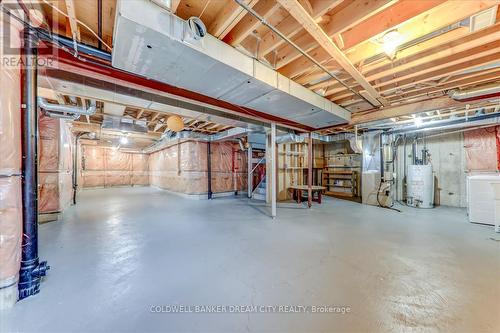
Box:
102;115;149;133
112;0;351;129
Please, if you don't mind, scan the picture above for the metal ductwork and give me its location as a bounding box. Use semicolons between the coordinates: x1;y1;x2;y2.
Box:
112;0;350;129
448;83;500;102
38;97;96;120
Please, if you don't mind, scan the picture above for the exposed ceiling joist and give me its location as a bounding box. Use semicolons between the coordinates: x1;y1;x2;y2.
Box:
242;0;343;58
209;0;259;39
277;0;387;106
170;0;181;13
349;96;465;125
224;0;281;46
64;0;81;41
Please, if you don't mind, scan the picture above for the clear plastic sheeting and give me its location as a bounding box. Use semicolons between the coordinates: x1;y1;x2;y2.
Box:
38;115;74;214
0;177;22;296
0;16;22;308
80;146;149;188
0;25;21;176
464;126;498;171
149;140;247;195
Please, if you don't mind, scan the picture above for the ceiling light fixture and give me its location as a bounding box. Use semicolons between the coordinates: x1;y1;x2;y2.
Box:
380;29;402;60
414;116;423;127
120;136;129;145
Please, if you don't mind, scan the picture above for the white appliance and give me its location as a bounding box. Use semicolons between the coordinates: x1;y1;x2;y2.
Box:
467;175;500;225
407;164;434;208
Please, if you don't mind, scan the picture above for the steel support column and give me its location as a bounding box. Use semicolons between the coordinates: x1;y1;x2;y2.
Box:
308;132;313;208
247;144;252;198
271;123;276;218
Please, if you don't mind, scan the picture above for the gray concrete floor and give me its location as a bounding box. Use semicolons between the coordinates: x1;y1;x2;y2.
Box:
1;187;499;333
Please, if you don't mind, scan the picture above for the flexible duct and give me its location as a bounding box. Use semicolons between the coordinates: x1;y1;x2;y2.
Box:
38;97;96;119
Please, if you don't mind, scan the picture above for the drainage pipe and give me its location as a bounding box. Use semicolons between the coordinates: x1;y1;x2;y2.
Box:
19;27;49;301
233;0;376;108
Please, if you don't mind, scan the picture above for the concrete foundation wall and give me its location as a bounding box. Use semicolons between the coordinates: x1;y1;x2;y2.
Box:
395;132;467;208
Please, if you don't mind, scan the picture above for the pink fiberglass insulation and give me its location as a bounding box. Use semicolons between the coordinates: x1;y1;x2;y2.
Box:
0;177;22;284
0;16;22;308
81;146;149;188
464;126;498;172
148;140;247;195
38;115;74;214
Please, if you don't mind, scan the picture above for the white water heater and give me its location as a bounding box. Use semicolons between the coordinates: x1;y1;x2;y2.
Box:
407;164;434;208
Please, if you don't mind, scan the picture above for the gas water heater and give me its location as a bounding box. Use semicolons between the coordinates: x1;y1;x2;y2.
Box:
406;164;434;208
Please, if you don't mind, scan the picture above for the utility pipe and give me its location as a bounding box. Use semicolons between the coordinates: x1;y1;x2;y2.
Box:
233;0;375;108
38;97;96;117
19;27;49;301
449;83;500;102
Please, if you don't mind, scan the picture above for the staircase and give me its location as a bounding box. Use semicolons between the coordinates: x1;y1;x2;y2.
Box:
252;176;266;201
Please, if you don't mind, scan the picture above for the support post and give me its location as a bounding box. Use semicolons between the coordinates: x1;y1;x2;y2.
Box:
271;123;276;218
207;142;212;200
19;27;49;300
308;132;313;208
247;144;252;198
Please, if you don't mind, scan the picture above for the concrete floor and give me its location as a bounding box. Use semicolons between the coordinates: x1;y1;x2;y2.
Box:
1;187;499;333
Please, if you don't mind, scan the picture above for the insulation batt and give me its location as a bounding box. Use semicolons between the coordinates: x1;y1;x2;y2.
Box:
149;141;247;194
38;115;74;213
81;146;150;188
464;126;498;171
0;15;22;308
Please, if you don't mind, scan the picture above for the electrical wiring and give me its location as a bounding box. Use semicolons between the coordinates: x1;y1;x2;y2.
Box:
40;0;112;51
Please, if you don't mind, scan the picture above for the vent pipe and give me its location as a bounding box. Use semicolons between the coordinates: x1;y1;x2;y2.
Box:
38;97;96;120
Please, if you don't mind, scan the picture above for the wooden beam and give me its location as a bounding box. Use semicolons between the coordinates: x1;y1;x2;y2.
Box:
317;24;500;95
223;0;281;46
277;0;386;106
273;0;396;68
349;96;465;125
279;0;499;80
64;0;80;41
241;0;343;58
209;0;259;39
136;109;145;119
170;0;181;13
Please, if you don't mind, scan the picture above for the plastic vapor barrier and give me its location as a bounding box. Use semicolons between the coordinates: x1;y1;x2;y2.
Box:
38;115;74;214
81;146;150;188
0;16;22;308
149;140;247;195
